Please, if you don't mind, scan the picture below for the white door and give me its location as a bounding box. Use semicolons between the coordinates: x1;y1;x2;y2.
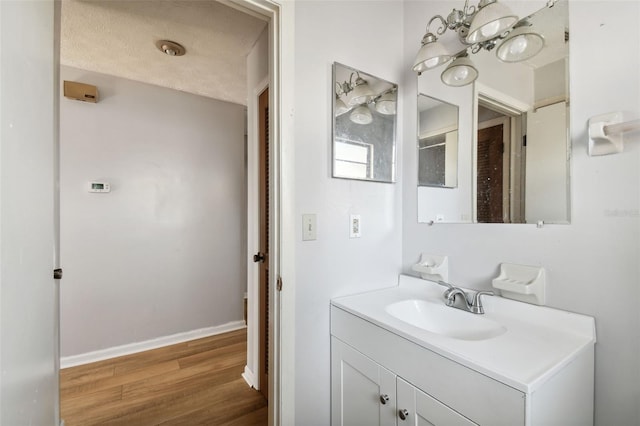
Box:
0;0;59;424
396;378;477;426
331;337;397;426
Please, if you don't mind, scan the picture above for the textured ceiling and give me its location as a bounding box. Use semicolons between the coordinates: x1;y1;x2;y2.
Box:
61;0;268;105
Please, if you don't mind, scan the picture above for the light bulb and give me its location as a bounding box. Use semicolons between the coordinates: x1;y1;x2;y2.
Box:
350;106;373;125
480;21;501;38
509;35;528;55
453;67;469;82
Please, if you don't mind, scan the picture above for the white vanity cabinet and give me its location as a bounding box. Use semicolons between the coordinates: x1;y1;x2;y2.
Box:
396;377;476;426
331;337;396;425
330;275;596;426
332;336;477;426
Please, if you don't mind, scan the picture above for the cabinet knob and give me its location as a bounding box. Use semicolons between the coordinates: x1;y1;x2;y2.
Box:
398;409;409;421
379;394;389;405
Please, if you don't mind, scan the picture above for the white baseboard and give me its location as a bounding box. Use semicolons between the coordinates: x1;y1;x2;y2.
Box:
242;365;258;389
60;321;246;369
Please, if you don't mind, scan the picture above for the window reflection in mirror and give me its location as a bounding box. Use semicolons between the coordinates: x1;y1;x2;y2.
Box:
418;95;459;188
333;63;398;183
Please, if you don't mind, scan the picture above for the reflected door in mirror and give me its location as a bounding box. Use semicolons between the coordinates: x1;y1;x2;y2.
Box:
477;124;504;223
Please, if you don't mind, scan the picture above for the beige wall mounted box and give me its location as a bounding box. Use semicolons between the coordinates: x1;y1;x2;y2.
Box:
63;81;98;103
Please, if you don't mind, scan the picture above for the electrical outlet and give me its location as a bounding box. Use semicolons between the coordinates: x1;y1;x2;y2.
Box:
302;214;317;241
350;214;361;238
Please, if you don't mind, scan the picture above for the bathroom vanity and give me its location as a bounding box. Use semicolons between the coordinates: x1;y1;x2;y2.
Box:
330;275;596;425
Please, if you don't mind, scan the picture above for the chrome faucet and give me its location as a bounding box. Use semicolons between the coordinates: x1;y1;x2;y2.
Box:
437;280;494;314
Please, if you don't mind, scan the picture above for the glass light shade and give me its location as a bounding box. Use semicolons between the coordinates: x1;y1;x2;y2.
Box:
413;34;451;73
335;97;349;116
347;78;375;106
496;27;544;62
375;92;397;115
350;105;373;125
466;1;518;44
441;56;478;87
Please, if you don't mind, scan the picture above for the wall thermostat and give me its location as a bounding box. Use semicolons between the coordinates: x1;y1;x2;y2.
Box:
88;182;111;193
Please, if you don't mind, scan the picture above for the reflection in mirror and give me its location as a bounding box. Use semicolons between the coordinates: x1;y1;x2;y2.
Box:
418;95;459;188
333;63;398;183
416;0;570;224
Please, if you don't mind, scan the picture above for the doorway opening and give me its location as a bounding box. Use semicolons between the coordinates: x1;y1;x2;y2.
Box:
476;95;526;224
56;0;281;424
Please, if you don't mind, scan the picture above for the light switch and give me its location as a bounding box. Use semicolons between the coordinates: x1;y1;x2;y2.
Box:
302;214;317;241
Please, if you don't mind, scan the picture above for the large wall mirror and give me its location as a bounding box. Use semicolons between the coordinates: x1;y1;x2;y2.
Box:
416;0;570;224
333;62;398;183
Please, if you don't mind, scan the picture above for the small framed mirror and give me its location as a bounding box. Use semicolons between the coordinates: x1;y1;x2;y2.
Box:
332;62;398;183
418;95;459;188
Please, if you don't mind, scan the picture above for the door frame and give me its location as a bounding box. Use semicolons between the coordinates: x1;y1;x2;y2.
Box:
224;1;293;425
473;83;529;224
51;0;293;425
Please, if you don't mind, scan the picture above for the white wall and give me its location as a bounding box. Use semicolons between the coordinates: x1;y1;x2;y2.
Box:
292;1;404;423
60;66;246;357
403;2;640;425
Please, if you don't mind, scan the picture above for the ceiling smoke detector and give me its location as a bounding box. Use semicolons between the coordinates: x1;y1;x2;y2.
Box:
156;40;186;56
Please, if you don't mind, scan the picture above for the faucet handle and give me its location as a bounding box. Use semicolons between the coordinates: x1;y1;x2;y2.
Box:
470;291;494;314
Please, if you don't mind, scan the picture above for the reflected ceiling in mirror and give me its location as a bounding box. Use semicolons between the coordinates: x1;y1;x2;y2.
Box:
418;95;459;188
333;63;398;183
416;0;570;225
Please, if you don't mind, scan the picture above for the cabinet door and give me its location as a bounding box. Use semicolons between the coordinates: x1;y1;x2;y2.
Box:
331;337;397;426
397;378;477;426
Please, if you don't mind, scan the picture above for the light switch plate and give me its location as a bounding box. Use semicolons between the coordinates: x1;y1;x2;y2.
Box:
302;214;317;241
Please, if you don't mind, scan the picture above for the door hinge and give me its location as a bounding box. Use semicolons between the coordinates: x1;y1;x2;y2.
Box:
523;135;527;147
276;276;282;291
53;268;63;280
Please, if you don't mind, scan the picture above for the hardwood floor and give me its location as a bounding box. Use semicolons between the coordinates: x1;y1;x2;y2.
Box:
60;329;267;425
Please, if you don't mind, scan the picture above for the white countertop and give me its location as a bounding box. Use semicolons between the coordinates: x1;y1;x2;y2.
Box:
331;274;596;393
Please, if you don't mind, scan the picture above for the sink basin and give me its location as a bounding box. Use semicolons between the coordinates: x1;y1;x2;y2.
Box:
385;299;507;341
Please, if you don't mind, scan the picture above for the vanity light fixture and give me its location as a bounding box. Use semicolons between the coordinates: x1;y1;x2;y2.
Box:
441;53;478;87
335;73;375;109
413;0;552;86
347;75;375;106
335;71;397;124
466;0;518;44
375;89;397;115
156;40;186;56
350;105;373;125
495;21;545;62
335;96;350;116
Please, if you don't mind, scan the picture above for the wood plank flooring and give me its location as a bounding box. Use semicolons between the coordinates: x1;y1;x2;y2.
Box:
60;329;267;425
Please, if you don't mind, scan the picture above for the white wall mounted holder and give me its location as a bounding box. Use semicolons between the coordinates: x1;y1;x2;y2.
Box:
412;253;448;282
492;263;546;305
588;112;640;156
